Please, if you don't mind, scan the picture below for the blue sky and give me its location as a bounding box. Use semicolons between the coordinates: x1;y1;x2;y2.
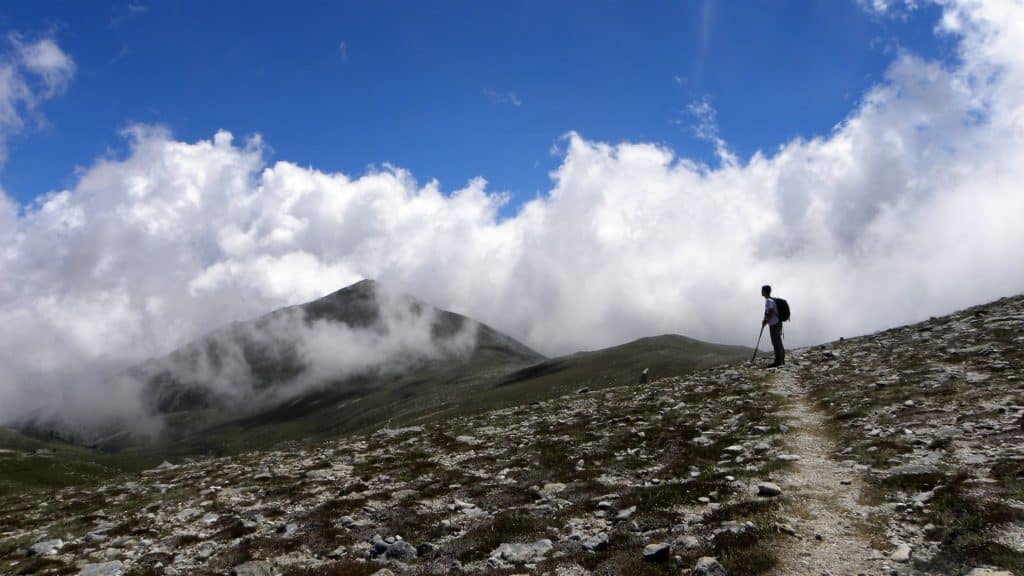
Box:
1;1;953;210
5;0;1024;428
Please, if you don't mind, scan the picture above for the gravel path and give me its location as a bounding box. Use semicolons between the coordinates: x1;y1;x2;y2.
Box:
769;358;894;576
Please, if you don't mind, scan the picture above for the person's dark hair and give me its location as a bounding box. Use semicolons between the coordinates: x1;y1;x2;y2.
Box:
761;285;771;295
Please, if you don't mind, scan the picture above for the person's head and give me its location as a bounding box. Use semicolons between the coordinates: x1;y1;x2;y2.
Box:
761;285;771;298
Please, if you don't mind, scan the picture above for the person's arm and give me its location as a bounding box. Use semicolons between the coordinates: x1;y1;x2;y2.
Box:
763;299;774;326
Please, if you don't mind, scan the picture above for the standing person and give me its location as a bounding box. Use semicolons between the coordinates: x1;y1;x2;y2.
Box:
762;285;785;367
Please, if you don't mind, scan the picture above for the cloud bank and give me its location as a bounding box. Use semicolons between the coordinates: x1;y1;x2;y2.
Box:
1;0;1024;431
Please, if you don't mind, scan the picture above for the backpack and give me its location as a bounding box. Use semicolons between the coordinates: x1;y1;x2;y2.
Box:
774;298;791;322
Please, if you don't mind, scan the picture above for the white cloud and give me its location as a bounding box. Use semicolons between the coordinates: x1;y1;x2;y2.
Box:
685;96;737;166
483;88;522;107
0;34;74;164
1;0;1024;432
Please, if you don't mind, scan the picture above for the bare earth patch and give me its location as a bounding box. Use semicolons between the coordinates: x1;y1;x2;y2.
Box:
770;361;891;576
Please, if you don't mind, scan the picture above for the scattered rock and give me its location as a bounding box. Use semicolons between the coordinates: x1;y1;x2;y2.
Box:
491;539;553;564
230;561;274;576
79;561;124;576
891;542;911;563
692;555;728;576
642;542;671;562
885;464;937;478
386;540;418;561
28;539;63;556
615;505;637;521
757;482;783;497
582;532;609;552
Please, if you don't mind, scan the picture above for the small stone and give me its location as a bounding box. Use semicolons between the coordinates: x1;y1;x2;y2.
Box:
692;556;728;576
776;454;801;462
79;561;124;576
582;532;609;552
723;445;745;455
541;482;567;497
966;569;1014;576
29;538;63;556
176;507;202;523
676;534;700;549
757;482;783;497
642;542;671;562
230;561;274;576
615;505;637;521
891;543;911;563
492;539;553;564
387;540;418;561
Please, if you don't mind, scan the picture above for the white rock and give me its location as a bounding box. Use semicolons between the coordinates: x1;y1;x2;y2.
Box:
891;542;911;563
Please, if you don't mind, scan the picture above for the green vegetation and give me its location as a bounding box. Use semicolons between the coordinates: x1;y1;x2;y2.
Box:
0;332;746;494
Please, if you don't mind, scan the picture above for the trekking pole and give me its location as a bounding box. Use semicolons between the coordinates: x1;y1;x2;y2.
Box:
752;324;765;363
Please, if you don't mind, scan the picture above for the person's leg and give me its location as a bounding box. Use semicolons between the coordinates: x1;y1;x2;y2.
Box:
769;324;784;366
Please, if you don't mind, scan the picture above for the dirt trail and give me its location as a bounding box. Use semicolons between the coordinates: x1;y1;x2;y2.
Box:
768;358;892;576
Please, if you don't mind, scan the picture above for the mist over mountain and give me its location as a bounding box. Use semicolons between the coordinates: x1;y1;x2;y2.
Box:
140;279;494;414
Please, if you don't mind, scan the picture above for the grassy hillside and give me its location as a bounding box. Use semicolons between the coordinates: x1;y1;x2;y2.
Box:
0;333;749;494
153;334;750;457
0;429;162;497
0;280;749;493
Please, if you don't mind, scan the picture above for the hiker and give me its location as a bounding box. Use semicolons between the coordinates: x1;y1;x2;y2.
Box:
761;285;785;367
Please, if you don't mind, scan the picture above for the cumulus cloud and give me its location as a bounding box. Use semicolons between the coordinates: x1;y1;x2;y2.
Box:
0;34;74;163
1;0;1024;433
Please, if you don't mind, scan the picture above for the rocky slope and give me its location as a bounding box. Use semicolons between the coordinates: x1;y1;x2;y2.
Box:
1;364;790;575
803;293;1024;575
1;293;1021;576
